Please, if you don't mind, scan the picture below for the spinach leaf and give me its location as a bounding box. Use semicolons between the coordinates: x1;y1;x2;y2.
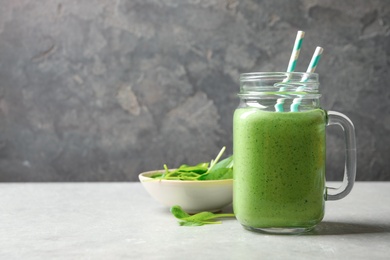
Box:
150;146;233;181
178;163;209;173
199;168;233;180
171;205;191;219
198;156;233;180
170;205;235;226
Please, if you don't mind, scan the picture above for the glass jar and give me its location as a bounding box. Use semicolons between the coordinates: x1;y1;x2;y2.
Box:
233;72;356;234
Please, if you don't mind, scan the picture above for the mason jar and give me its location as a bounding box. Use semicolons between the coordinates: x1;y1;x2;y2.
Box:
233;72;356;234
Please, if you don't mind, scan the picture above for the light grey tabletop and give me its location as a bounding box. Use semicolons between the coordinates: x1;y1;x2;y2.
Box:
0;182;389;259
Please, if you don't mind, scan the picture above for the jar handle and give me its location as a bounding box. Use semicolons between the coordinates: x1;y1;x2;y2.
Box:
325;111;357;201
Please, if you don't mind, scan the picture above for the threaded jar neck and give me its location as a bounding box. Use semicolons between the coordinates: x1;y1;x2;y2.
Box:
239;72;321;99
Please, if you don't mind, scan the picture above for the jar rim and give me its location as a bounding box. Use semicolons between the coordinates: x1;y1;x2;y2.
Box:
239;72;320;98
240;72;319;81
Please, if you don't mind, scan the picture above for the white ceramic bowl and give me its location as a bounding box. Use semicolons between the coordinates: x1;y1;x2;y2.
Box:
139;170;233;213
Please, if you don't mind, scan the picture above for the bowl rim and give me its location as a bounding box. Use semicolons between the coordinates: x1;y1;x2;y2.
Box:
138;169;233;184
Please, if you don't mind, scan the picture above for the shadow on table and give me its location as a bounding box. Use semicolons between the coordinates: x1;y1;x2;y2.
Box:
307;221;390;236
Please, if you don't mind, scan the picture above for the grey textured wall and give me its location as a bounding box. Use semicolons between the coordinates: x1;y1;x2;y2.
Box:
0;0;389;181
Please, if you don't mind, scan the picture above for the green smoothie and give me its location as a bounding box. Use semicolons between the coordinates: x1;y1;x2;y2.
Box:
233;108;326;229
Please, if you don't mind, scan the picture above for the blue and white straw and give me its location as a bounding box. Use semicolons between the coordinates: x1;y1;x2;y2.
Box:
275;31;305;112
290;46;324;112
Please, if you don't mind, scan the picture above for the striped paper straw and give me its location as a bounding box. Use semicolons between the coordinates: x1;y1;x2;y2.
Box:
302;46;323;81
286;31;305;73
275;31;305;112
290;46;324;112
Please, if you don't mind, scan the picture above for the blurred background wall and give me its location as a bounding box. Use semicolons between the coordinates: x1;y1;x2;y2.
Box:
0;0;389;181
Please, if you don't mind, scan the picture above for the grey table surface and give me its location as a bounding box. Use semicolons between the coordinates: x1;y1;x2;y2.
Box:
0;182;389;260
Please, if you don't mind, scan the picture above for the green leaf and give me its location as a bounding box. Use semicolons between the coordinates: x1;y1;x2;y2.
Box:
198;156;233;180
200;168;233;180
211;156;233;171
165;171;181;177
207;147;226;172
182;211;216;222
170;205;235;226
150;173;163;178
149;147;233;181
178;221;205;226
179;221;221;226
179;172;201;180
178;165;208;174
170;205;191;219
